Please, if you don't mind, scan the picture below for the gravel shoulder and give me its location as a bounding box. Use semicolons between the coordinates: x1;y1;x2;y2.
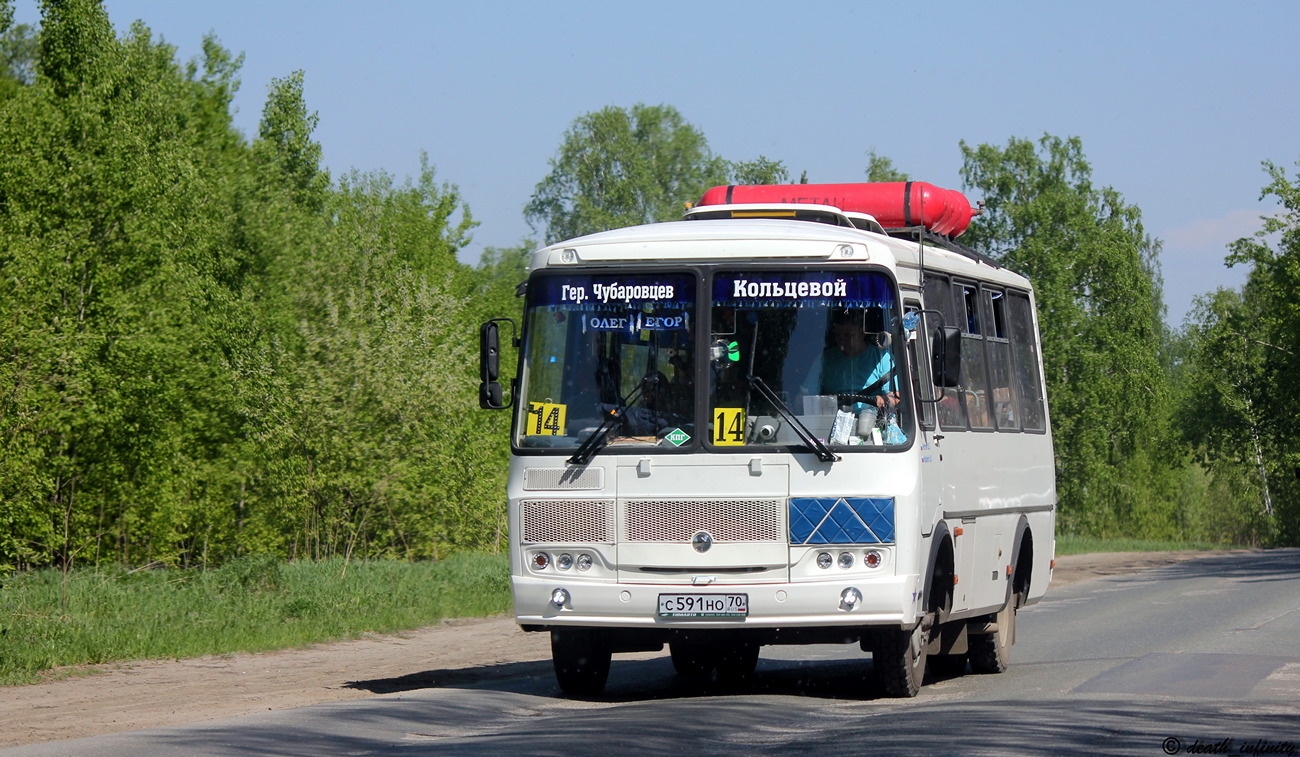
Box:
0;550;1239;748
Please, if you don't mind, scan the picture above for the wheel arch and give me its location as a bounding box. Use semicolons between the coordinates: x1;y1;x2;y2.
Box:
924;522;956;618
1007;516;1034;607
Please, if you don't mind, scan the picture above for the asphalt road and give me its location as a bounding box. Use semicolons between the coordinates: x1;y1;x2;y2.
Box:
6;550;1299;757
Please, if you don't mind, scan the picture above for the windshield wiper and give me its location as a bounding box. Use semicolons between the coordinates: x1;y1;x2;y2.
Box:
566;378;650;466
748;375;840;463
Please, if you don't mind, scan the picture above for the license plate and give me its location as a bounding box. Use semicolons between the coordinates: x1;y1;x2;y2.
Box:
657;593;749;618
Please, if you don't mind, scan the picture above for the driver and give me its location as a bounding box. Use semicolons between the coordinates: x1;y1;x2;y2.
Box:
802;308;898;409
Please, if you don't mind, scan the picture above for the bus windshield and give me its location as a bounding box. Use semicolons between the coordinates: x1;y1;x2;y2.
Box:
515;272;696;451
708;270;911;450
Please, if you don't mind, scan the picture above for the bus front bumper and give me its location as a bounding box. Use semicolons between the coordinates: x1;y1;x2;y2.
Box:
513;573;922;630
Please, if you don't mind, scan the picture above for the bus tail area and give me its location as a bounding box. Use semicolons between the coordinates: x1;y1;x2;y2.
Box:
479;181;1056;697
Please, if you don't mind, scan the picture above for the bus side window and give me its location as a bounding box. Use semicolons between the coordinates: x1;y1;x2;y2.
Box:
983;288;1019;431
958;282;992;430
1008;291;1046;431
924;274;967;430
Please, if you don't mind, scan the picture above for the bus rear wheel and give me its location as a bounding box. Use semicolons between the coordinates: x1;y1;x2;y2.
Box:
551;629;611;696
969;594;1017;674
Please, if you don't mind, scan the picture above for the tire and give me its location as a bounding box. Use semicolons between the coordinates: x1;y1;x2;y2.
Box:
875;620;928;697
714;642;760;683
669;642;714;677
969;594;1017;674
551;629;612;696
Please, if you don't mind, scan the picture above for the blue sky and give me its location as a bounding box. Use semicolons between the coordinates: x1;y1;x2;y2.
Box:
11;1;1299;325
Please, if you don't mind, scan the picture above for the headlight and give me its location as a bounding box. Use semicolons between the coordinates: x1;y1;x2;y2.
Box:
817;552;833;569
838;552;854;569
557;553;573;570
576;553;593;571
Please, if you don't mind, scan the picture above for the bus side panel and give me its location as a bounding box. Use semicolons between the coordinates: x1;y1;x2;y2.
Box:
933;431;1055;616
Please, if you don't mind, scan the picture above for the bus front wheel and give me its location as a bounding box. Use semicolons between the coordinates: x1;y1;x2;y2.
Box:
874;618;929;697
551;628;611;696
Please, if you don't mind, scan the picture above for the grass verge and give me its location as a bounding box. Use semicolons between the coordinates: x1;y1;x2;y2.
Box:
0;553;510;687
1055;534;1241;556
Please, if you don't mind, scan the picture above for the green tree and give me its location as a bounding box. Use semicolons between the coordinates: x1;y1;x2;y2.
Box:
865;149;908;182
1174;289;1276;544
525;104;789;244
525;104;728;243
960;135;1175;538
0;19;38;96
0;0;274;567
255;70;328;210
257;161;488;559
727;156;788;185
471;240;532;326
36;0;115;97
0;0;524;569
1179;158;1300;546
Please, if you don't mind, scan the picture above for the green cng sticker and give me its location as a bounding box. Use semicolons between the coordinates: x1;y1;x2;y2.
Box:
664;428;691;447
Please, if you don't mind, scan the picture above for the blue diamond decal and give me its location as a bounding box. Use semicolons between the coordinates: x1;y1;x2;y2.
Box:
789;497;894;545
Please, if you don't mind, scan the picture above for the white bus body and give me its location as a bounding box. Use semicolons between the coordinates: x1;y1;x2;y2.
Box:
479;184;1056;697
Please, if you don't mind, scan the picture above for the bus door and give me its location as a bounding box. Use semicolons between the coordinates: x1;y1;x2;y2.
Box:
905;299;945;537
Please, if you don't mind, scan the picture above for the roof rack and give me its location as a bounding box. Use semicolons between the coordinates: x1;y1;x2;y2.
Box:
884;226;1003;269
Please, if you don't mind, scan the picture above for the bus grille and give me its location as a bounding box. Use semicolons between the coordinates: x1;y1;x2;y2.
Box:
622;499;785;543
520;499;615;544
522;467;603;490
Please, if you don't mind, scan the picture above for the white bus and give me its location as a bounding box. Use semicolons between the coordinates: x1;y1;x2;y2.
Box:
479;181;1056;697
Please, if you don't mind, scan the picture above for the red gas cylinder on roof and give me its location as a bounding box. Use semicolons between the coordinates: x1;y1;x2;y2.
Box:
695;181;978;238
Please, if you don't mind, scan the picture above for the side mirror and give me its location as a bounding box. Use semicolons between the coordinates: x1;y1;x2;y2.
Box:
479;318;515;410
932;326;962;388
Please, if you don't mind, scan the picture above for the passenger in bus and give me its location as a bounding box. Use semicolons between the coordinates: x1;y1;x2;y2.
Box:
801;308;898;409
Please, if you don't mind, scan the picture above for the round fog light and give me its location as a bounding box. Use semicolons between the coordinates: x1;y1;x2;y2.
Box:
864;550;882;569
550;588;570;607
576;553;593;571
838;552;854;569
817;552;833;569
840;587;862;610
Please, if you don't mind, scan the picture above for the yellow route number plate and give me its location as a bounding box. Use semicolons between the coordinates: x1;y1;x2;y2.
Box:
526;401;566;436
711;407;746;446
